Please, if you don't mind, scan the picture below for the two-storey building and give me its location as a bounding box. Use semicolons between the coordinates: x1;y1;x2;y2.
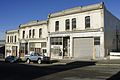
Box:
5;30;19;57
0;40;5;58
47;2;120;60
19;20;48;58
5;2;120;60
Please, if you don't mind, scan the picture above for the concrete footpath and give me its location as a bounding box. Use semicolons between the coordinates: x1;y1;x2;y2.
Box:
1;58;120;65
95;60;120;65
0;58;5;61
52;59;120;65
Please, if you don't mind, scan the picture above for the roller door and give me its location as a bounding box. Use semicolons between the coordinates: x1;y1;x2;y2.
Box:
73;38;94;59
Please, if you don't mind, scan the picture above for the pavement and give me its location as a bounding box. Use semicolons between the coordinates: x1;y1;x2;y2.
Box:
96;60;120;65
1;58;120;65
51;59;120;65
0;59;120;80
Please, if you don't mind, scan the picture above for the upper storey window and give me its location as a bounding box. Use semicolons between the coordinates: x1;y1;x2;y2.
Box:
7;36;9;43
85;16;90;29
32;29;35;38
23;31;25;39
55;21;59;31
15;35;16;43
65;19;70;30
39;28;42;38
29;30;31;38
11;36;13;43
72;18;76;30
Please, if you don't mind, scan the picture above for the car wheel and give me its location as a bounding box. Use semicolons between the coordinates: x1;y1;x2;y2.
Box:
26;59;30;64
37;59;41;64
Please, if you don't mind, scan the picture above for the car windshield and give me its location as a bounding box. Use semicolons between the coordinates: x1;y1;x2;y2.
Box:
11;56;15;58
36;53;42;56
6;56;16;59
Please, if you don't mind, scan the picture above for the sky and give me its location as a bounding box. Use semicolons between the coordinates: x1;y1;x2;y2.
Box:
0;0;120;40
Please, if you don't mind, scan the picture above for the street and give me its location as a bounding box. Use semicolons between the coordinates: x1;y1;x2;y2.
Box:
0;61;120;80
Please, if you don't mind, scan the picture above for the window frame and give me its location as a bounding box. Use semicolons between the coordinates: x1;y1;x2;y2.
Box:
14;35;16;43
51;37;62;45
65;19;70;30
7;36;9;43
72;18;76;30
32;29;35;38
85;16;90;29
29;30;31;38
39;28;42;38
55;21;59;31
23;31;25;39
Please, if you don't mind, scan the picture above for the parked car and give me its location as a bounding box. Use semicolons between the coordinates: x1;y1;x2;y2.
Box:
5;56;21;63
25;53;50;64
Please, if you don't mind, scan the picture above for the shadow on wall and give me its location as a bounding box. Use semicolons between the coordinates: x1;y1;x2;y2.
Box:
107;71;120;80
0;46;5;58
0;61;96;80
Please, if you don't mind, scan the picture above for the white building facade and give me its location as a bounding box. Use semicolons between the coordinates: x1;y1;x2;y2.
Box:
5;30;19;57
19;20;48;58
5;2;120;60
47;2;120;60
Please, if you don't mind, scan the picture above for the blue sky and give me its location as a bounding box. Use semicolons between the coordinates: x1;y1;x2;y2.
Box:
0;0;120;40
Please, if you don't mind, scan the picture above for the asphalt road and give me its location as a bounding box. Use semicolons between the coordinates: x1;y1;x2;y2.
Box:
0;61;120;80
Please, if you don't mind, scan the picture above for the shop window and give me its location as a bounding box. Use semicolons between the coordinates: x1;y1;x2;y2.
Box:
94;37;100;45
51;37;62;45
43;49;47;53
41;42;46;47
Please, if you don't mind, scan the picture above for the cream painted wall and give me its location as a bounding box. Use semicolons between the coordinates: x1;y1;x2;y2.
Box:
6;32;19;43
104;9;120;56
5;31;19;57
19;24;48;40
49;9;104;32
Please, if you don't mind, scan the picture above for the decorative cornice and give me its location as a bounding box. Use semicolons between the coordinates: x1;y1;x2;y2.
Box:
48;2;104;18
19;20;47;28
19;38;47;41
49;28;103;35
6;29;18;34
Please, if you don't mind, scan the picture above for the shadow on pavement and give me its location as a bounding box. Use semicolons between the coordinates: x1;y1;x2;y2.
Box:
107;71;120;80
0;61;96;80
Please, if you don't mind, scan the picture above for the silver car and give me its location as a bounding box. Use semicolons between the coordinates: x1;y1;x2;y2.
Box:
25;53;50;64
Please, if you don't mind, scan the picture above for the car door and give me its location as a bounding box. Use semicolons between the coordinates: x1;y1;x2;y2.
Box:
34;53;39;61
30;53;36;61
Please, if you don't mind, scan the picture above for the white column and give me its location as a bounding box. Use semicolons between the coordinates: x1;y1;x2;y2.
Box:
70;36;73;58
28;42;29;54
100;35;105;58
17;43;19;57
5;44;7;58
62;37;64;59
47;36;51;57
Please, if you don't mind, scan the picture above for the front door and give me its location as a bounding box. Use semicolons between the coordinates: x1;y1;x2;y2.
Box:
94;37;100;59
63;37;70;58
12;46;17;56
20;43;28;57
95;45;100;58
